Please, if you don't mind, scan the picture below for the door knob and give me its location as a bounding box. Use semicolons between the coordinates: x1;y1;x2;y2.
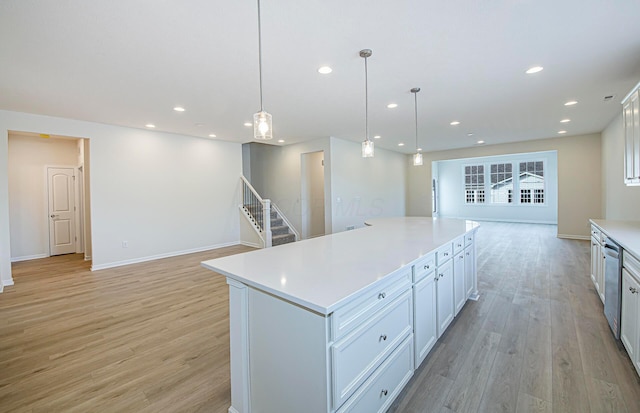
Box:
50;214;58;218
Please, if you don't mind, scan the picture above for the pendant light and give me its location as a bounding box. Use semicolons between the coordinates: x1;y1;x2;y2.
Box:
411;87;423;166
253;0;272;140
360;49;374;157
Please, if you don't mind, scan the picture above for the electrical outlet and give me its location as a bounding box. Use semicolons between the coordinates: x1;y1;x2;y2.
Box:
122;241;128;248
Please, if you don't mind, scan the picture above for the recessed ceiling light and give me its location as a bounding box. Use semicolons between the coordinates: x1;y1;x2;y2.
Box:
450;121;460;126
318;66;332;74
467;133;474;137
558;130;567;134
244;122;252;127
398;142;405;146
209;134;217;138
145;124;156;128
173;106;185;112
373;135;381;139
560;119;571;123
526;66;544;74
387;103;398;109
277;139;285;143
417;148;422;152
564;100;578;106
477;140;485;144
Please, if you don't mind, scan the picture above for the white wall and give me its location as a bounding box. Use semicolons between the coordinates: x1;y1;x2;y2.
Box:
602;112;640;220
330;137;406;232
247;138;333;237
8;134;79;260
0;110;242;282
435;151;558;224
406;133;602;239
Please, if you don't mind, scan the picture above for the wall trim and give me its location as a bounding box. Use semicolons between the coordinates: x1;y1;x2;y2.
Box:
557;234;590;241
240;240;263;249
11;253;48;262
84;255;92;261
90;241;241;271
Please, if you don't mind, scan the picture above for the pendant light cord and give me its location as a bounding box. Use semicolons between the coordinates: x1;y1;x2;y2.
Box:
414;91;418;150
257;0;264;111
364;56;369;142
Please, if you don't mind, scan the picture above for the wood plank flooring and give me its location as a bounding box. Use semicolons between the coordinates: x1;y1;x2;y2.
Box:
389;222;640;413
1;222;640;412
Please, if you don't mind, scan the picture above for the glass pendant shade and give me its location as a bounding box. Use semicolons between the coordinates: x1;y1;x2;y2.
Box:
253;110;272;140
413;152;423;166
362;139;374;157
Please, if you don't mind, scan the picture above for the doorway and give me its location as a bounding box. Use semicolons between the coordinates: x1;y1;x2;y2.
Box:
301;151;325;239
8;132;92;262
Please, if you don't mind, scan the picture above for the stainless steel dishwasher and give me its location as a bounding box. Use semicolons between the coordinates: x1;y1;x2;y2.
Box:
604;237;622;339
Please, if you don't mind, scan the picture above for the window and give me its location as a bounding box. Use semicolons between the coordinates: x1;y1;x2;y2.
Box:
519;161;544;204
490;163;513;203
464;165;485;203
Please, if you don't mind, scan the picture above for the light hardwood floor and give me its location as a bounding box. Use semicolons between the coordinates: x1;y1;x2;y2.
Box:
2;223;640;412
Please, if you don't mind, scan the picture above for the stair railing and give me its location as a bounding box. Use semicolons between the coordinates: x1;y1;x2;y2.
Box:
240;176;272;247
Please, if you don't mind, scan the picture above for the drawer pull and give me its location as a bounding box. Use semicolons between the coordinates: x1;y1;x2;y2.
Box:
631;287;638;294
424;264;430;270
457;243;462;247
380;389;388;397
379;334;387;341
466;252;470;256
378;292;386;300
459;255;463;259
443;252;449;256
439;273;444;278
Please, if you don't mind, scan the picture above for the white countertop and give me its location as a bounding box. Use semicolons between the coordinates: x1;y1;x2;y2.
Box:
201;217;479;315
590;219;640;260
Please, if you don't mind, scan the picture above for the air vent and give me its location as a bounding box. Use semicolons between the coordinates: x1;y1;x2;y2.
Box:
604;95;615;103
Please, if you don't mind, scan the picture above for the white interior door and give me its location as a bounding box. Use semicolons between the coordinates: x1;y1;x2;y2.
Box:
48;167;76;256
301;151;325;239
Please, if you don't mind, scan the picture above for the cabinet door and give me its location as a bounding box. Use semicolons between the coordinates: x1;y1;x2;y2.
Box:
632;91;640;180
454;252;465;316
599;244;606;304
414;272;437;367
621;268;638;370
591;237;599;287
464;245;474;299
436;260;454;338
624;97;635;181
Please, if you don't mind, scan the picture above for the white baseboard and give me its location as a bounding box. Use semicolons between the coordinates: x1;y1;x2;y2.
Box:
557;234;590;241
11;253;48;263
228;407;240;413
240;240;263;249
90;241;241;271
2;278;14;287
84;255;92;261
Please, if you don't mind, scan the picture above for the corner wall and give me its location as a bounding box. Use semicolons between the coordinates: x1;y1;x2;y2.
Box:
406;133;602;239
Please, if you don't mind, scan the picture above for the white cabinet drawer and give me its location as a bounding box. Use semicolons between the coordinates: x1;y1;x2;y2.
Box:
337;335;414;413
453;235;465;254
413;253;436;283
464;231;474;247
590;225;601;240
332;269;411;340
436;243;453;266
331;291;413;409
624;251;640;280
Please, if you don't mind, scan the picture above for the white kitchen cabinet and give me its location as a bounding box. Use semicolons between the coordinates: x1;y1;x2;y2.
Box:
464;244;475;299
590;225;605;304
436;259;455;337
453;251;465;315
413;271;437;367
623;82;640;186
621;252;640;377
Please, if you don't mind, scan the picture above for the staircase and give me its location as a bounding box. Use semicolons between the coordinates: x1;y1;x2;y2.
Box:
241;176;299;248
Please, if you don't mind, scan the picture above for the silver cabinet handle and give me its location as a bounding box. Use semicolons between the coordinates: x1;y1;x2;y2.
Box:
379;334;387;341
378;292;386;300
381;389;388;397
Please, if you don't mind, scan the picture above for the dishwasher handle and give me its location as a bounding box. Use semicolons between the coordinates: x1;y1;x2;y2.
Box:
603;241;620;259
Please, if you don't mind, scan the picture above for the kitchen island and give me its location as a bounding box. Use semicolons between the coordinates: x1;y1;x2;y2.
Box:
202;217;479;413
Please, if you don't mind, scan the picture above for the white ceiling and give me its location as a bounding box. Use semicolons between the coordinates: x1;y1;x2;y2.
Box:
1;0;639;153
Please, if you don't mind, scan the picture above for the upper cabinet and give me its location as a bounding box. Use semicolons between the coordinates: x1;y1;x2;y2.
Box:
623;81;640;186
